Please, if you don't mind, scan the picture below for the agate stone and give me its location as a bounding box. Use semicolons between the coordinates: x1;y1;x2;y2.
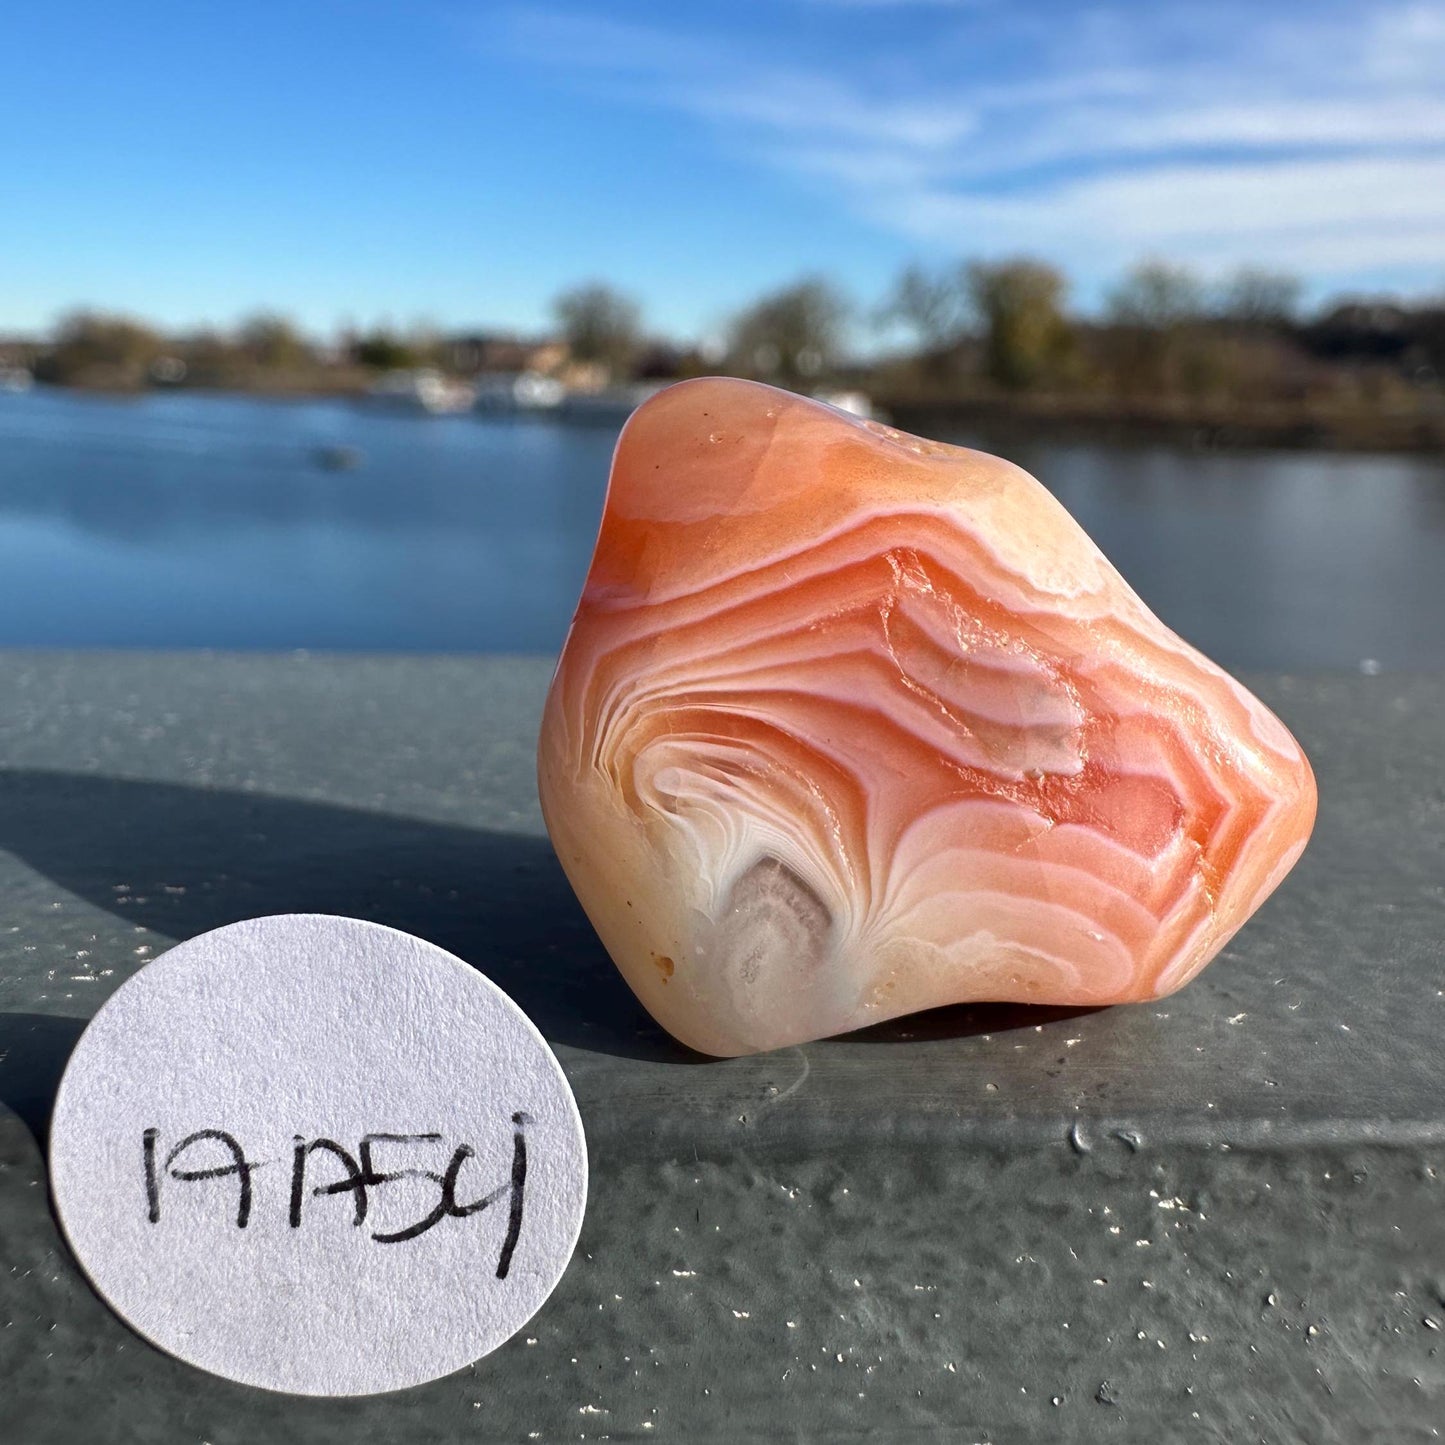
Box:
538;378;1318;1057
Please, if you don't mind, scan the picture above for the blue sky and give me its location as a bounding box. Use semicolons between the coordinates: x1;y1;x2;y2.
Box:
3;0;1443;341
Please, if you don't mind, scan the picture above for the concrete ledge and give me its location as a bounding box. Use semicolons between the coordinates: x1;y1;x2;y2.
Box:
2;654;1441;1440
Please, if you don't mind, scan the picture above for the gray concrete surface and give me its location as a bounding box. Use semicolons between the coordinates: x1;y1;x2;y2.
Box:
1;653;1441;1443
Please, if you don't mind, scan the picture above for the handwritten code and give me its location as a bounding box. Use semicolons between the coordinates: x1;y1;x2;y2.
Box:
140;1113;531;1279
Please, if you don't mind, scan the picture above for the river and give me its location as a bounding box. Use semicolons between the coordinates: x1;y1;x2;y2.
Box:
1;387;1440;670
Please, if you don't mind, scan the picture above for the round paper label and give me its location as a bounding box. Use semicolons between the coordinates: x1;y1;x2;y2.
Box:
49;914;588;1396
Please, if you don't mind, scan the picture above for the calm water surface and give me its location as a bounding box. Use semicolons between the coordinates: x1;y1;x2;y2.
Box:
1;387;1441;669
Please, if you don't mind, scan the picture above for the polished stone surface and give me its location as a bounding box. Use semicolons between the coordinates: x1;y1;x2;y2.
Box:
1;653;1441;1441
542;380;1316;1056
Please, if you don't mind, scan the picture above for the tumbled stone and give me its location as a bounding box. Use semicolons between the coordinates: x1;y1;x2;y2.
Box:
538;378;1317;1056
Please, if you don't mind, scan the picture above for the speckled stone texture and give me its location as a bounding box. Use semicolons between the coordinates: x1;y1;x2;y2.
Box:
1;654;1442;1442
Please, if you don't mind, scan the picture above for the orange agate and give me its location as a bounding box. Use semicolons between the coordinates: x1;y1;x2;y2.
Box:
538;378;1317;1057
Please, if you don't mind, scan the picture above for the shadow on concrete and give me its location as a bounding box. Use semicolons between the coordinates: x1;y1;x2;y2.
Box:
0;769;695;1109
840;999;1105;1046
0;769;1098;1141
0;1012;87;1144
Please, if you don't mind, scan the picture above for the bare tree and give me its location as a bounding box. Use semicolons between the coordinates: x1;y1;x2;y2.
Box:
879;262;969;355
1105;260;1212;397
727;278;851;384
38;310;164;388
1106;259;1206;329
553;283;642;376
236;313;311;370
1216;266;1302;327
964;259;1074;390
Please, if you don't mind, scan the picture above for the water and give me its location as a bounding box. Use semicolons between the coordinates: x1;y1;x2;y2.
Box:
1;387;1442;669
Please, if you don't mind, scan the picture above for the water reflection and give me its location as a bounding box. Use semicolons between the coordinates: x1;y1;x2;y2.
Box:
1;389;1442;667
0;390;616;652
942;424;1445;671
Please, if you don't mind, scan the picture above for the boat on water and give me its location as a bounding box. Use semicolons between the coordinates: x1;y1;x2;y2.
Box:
311;444;364;471
365;368;475;415
472;370;566;414
0;366;33;393
556;382;667;426
813;388;876;420
467;377;878;427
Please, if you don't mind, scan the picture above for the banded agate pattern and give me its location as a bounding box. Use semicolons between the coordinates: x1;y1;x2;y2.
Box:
538;378;1317;1057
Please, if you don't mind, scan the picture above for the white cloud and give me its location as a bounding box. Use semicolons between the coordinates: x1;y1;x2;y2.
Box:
1363;2;1445;81
501;3;1445;288
680;78;978;151
1001;97;1445;170
503;9;978;149
890;156;1445;271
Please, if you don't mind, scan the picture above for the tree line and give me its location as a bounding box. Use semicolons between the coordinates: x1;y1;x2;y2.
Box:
7;258;1444;415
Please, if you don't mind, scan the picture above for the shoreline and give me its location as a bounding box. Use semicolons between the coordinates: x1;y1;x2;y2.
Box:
11;377;1445;455
881;392;1445;455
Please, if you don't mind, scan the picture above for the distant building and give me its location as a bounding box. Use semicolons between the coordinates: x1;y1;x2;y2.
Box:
444;333;568;377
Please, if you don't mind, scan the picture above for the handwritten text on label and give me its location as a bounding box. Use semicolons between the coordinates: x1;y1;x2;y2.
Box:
140;1112;531;1278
